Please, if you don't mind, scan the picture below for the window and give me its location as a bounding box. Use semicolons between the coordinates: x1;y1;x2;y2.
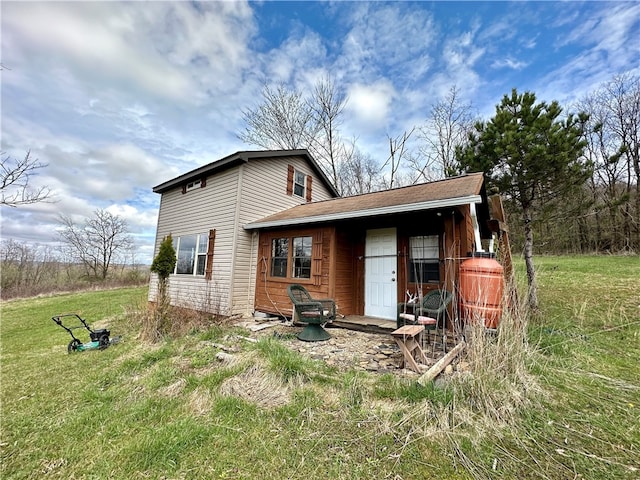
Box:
186;179;201;191
292;236;312;278
196;234;207;275
182;178;206;194
293;171;306;197
270;238;289;278
409;235;440;283
287;165;312;201
268;234;315;280
174;233;208;275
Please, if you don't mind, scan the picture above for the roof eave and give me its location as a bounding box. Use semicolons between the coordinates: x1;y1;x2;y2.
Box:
152;149;340;197
152;153;247;193
244;194;483;230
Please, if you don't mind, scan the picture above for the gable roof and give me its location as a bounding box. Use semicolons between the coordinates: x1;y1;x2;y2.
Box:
245;172;487;229
152;149;339;196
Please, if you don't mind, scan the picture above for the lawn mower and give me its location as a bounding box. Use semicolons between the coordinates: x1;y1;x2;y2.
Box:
51;313;120;353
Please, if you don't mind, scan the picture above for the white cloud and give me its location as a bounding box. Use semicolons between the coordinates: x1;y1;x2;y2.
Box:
536;3;640;104
345;81;396;132
261;29;328;86
2;2;255;104
338;3;436;85
491;58;529;70
106;204;158;231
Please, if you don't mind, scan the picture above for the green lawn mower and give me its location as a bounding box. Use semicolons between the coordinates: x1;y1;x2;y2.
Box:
51;313;120;353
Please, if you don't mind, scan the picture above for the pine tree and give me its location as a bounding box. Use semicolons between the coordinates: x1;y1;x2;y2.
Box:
456;89;591;310
149;235;176;339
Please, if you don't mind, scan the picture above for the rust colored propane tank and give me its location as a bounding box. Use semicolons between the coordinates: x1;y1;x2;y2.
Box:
459;254;504;329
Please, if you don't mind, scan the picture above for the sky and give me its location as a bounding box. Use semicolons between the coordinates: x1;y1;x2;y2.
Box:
2;1;639;264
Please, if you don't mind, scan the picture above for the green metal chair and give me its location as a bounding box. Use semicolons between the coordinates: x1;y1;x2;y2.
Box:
287;284;336;342
397;289;453;352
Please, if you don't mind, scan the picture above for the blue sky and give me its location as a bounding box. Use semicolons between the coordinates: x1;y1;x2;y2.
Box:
2;1;639;263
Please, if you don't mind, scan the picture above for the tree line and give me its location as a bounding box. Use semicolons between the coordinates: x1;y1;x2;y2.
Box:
0;210;147;299
239;73;639;258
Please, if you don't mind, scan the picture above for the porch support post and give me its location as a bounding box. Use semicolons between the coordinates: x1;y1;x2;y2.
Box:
469;202;484;253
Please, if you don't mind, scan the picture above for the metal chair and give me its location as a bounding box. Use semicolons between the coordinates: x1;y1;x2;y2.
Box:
397;289;453;352
287;284;336;342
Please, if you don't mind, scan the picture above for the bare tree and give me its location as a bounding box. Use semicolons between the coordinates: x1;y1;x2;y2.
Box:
238;78;355;194
577;73;640;251
238;83;319;151
417;86;476;179
306;76;353;191
58;209;133;280
380;128;415;189
339;148;382;196
604;74;640;249
1;151;52;207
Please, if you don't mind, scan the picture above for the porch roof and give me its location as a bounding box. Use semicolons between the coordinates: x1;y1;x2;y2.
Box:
245;172;486;230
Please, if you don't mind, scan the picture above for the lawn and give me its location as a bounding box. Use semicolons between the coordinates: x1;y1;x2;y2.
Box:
1;256;639;479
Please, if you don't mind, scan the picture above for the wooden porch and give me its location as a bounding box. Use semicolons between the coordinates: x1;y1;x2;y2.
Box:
328;315;397;335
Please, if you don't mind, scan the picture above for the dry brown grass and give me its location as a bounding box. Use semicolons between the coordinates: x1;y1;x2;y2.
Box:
219;364;292;409
395;277;542;472
158;378;187;398
137;302;234;342
187;387;214;416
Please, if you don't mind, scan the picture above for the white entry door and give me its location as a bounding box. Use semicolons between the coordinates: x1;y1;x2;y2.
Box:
365;228;398;319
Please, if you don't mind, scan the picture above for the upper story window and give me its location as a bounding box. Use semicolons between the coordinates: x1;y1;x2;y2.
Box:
409;235;440;283
287;165;312;202
293;171;306;198
174;233;208;275
186;179;201;191
182;177;206;194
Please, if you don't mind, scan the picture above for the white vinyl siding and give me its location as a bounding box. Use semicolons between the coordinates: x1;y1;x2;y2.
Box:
150;168;238;314
150;154;337;317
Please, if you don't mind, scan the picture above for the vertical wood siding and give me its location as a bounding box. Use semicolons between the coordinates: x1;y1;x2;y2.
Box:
332;229;358;315
253;226;335;317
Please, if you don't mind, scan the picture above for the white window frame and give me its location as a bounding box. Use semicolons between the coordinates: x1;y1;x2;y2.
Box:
173;233;208;275
293;170;306;198
291;236;312;279
185;179;201;192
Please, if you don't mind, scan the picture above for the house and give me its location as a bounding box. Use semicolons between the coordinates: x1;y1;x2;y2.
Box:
149;150;339;316
149;149;493;327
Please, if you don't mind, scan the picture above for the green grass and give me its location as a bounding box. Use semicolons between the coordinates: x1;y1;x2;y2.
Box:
1;256;639;479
